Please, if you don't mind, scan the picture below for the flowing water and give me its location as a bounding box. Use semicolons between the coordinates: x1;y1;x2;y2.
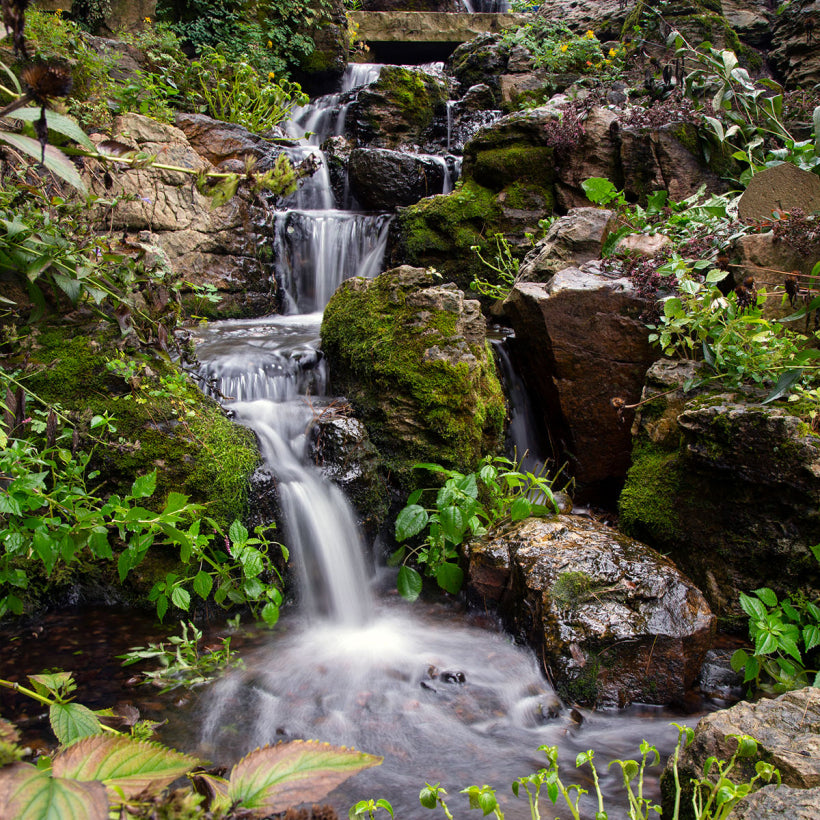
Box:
189;64;706;818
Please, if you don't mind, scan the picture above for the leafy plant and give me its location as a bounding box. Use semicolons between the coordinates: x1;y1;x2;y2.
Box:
392;456;565;601
469;234;520;300
416;727;778;820
0;670;383;820
119;620;242;692
731;546;820;695
349;798;395;820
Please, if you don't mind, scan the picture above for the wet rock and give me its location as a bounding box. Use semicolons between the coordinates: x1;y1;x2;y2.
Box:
517;207;618;283
321;266;505;483
696;648;744;701
448;33;510;97
174;113;277;171
502;268;659;496
771;0;820;88
322;135;354;206
352;65;449;150
619;360;820;623
466;515;716;707
731;784;820;819
660;688;820;820
348;148;446;209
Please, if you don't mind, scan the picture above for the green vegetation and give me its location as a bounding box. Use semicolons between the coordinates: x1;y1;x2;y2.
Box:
0;670;382;819
731;547;820;694
469;233;520;301
392;457;564;600
415;728;778;820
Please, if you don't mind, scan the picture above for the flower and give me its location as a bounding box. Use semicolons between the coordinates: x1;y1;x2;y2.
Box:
586;60;593;66
584;29;595;39
560;44;568;52
144;16;151;23
267;39;273;48
609;47;617;57
268;71;276;81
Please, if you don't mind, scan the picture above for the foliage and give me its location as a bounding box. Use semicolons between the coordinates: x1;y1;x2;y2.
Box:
120;620;242;692
731;545;820;695
349;798;395;820
469;234;519;300
0;375;286;623
189;47;309;133
0;671;383;820
391;456;564;601
415;727;778;820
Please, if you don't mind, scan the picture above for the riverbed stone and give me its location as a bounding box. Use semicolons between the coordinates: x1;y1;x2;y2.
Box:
321;266;505;485
502;268;659;497
730;784;820;819
466;515;716;707
660;687;820;820
619;360;820;624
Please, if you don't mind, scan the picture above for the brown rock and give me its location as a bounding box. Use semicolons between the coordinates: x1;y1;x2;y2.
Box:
738;163;820;223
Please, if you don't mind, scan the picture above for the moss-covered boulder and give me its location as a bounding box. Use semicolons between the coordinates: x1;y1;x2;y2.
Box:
619;360;820;627
320;266;505;485
352;65;449;150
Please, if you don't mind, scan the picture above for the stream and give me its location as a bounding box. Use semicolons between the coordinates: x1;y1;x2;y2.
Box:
184;63;712;818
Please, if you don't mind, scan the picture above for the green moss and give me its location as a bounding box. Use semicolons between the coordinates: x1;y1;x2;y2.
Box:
321;272;506;485
551;571;593;610
619;439;685;542
471;145;555;192
20;325;258;528
366;66;445;131
557;657;600;705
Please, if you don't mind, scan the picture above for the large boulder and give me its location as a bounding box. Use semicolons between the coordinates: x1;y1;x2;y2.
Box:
502;268;660;498
320;266;505;485
466;515;716;707
660;687;820;820
347;148;447;209
88;113;288;319
619;360;820;624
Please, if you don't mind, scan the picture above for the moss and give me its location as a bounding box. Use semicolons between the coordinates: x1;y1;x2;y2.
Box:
557;657;600;705
365;65;445;131
19;324;258;528
551;571;593;610
321;272;506;485
471;145;555;192
619;439;686;543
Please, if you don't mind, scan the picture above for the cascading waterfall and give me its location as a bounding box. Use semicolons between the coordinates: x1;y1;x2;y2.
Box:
191;62;692;819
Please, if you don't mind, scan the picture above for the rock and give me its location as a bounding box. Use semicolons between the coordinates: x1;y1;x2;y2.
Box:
466;515;715;707
361;0;462;9
321;266;505;484
616;233;673;257
294;0;348;93
502;269;659;496
721;0;772;48
619;360;820;623
660;688;820;820
771;0;820;89
448;33;510;97
517;207;618;282
174;113;277;171
352;65;449;150
696;648;743;701
322;135;354;206
348;148;446;209
309;412;389;538
738;163;820;223
731;784;820;819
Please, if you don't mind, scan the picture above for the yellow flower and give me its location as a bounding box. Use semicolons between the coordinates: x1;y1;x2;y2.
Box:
560;44;568;53
605;59;612;65
609;47;617;57
268;71;276;81
144;16;151;23
267;39;273;48
585;29;595;39
55;8;62;16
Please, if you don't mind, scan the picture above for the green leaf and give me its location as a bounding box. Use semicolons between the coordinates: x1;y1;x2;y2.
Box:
171;586;191;611
397;565;423;602
50;703;102;746
730;648;749;672
439;505;465;544
510;496;532;521
435;562;464;595
753;587;778;607
386;546;405;567
129;471;157;499
261;601;280;626
0;132;87;194
9;108;96;152
581;177;618;205
406;489;423;506
0;762;108;820
763;368;803;404
227;741;382;814
229;520;249;547
52;735;201;800
193;570;213;600
813;105;820;155
395;505;428;541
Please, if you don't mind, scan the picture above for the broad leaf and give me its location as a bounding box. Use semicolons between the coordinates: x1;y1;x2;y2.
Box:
397;565;422;601
229;519;249;546
0;132;87;194
395;505;428;541
439;505;465;544
763;368;803;404
193;570;213;600
129;471;157;499
435;562;464;595
53;735;201;800
0;762;108;820
9;108;96;151
510;496;532;522
227;741;382;815
50;704;102;746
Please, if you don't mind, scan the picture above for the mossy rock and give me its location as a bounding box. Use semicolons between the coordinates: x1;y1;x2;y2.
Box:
13;324;259;528
320;266;506;486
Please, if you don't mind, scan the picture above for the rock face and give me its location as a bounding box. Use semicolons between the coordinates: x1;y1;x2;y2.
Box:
466;515;716;707
320;266;505;484
348;148;447;209
295;0;349;93
730;784;820;819
502;269;660;497
619;360;820;623
88;113;286;319
660;687;820;820
771;0;820;89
